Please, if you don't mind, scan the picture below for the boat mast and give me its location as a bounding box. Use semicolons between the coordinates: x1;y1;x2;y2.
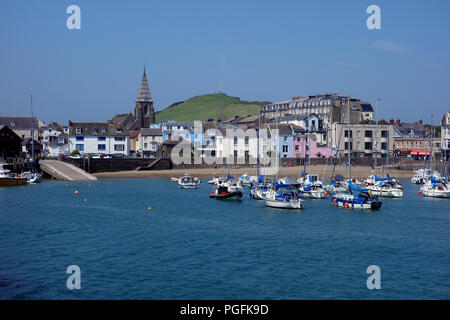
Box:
303;117;309;175
347;95;351;179
430;115;434;174
30;94;34;171
275;105;279;181
257;106;260;178
374;98;379;176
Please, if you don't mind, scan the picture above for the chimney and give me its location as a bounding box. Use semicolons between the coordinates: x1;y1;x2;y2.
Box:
396;119;401;126
389;118;394;124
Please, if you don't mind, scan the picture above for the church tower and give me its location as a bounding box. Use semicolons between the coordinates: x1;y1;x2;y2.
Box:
134;68;155;128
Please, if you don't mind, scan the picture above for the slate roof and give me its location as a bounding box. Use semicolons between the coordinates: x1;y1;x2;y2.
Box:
136;69;152;102
140;128;162;136
69;122;129;136
0;116;41;130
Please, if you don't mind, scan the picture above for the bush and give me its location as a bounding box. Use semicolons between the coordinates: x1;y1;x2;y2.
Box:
71;149;80;156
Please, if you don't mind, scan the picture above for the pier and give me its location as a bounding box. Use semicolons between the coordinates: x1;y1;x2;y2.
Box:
40;160;98;181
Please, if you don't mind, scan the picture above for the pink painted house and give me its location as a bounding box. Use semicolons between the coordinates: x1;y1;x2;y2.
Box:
293;135;332;158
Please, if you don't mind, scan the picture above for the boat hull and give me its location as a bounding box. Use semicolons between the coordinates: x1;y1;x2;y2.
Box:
264;198;303;209
421;190;450;198
0;177;28;186
209;191;243;200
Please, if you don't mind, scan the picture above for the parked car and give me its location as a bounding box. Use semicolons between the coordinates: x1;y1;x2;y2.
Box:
91;154;103;159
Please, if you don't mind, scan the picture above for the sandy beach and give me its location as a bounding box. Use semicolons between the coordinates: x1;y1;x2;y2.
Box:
93;165;414;179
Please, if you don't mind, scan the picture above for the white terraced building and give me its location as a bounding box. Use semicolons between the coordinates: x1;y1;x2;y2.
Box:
68;121;130;156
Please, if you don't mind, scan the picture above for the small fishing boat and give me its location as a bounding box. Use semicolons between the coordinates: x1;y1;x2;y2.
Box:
0;163;28;187
263;184;303;209
178;175;199;189
209;181;243;200
332;181;382;210
419;177;450;198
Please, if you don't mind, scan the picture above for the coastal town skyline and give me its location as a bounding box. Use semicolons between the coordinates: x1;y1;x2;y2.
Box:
1;0;450;124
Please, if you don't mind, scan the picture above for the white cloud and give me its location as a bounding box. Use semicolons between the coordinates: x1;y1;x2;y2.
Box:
372;40;407;54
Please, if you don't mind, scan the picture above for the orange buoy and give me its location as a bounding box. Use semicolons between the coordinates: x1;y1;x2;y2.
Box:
83;199;87;202
333;198;337;203
74;190;79;195
344;202;349;207
324;192;328;196
418;190;422;194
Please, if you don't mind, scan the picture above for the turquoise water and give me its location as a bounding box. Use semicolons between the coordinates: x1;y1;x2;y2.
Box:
0;178;448;299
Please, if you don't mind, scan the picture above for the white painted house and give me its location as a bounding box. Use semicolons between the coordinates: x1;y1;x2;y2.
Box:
68;121;130;156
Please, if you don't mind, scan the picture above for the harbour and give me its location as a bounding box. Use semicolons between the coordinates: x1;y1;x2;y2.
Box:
0;177;448;299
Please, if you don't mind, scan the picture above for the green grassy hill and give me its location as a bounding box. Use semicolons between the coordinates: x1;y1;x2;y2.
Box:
155;93;269;122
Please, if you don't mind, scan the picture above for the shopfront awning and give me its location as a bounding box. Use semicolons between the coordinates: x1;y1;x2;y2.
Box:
410;149;431;155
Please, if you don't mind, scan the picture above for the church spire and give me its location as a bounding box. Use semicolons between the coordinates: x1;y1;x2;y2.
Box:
136;68;152;102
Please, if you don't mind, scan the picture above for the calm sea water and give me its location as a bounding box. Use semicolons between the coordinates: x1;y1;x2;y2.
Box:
0;177;448;299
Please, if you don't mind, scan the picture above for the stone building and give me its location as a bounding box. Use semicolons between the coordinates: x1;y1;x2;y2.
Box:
261;94;374;126
110;68;155;130
330;122;394;158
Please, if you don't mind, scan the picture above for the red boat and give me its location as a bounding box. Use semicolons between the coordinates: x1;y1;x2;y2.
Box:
209;185;243;200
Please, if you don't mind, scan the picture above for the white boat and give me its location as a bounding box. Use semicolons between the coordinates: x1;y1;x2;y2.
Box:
263;187;303;209
171;177;179;183
22;171;41;183
178;175;199;189
419;177;450;198
324;175;348;194
332;181;382;210
297;174;326;198
363;175;403;198
411;169;441;184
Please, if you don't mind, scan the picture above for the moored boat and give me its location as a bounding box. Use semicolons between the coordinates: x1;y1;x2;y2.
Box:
209;181;243;200
0;163;28;186
178;175;199;189
419;177;450;198
332;181;382;210
263;184;303;209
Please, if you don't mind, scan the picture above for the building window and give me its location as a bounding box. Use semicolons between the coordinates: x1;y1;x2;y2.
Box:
234;137;238;145
114;144;125;151
76;144;84;151
98;144;106;151
245;151;249;157
76;128;82;134
282;145;288;153
365;142;372;150
365;130;373;138
234;150;238;157
98;137;106;141
101;128;107;134
295;145;299;151
344;130;352;138
345;142;353;150
93;128;99;134
144;143;148;148
114;136;125;141
76;136;84;141
245;137;249;145
381;130;388;138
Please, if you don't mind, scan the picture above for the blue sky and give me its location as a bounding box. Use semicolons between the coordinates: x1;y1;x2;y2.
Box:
0;0;449;124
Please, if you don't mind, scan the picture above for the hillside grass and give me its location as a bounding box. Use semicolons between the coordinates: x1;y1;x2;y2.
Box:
155;93;268;122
